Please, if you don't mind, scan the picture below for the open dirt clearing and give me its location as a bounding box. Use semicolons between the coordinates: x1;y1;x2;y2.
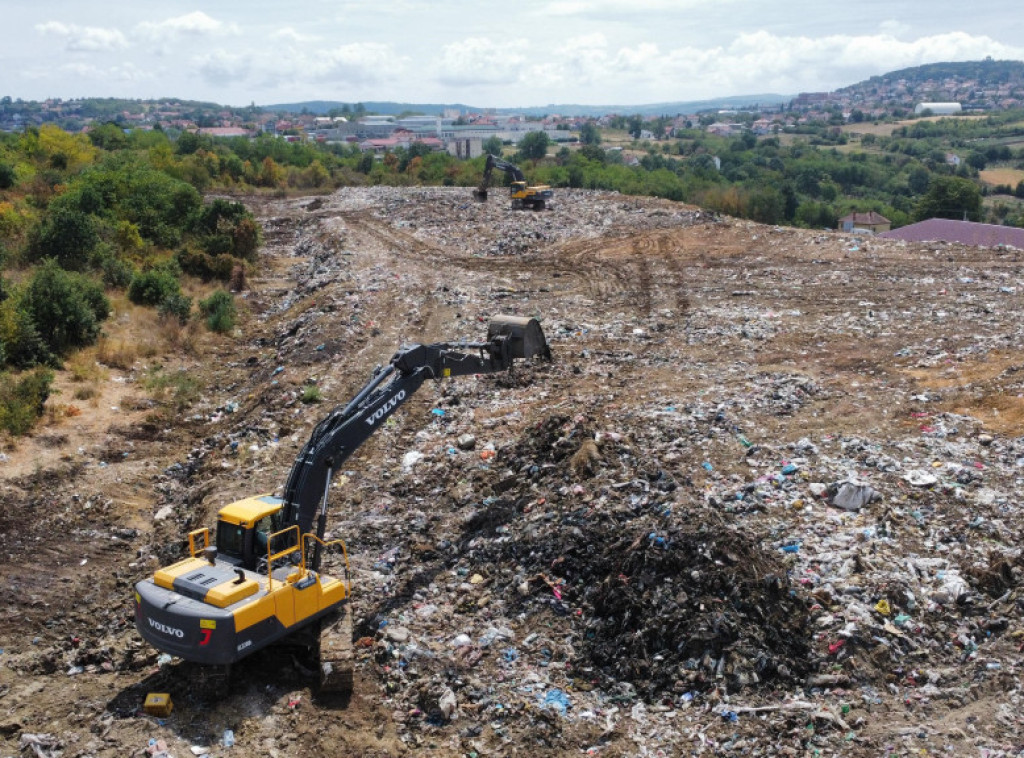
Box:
1;187;1022;757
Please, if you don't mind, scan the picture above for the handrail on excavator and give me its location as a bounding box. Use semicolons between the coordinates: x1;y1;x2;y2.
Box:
303;533;351;595
188;527;210;558
265;525;302;590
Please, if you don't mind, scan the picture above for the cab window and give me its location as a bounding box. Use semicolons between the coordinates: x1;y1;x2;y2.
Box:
216;521;245;558
254;516;273;555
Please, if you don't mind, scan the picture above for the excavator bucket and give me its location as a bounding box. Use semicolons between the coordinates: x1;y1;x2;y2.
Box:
487;315;551;360
473;188;488;202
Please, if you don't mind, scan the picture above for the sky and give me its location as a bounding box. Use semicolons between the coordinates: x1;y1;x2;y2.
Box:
4;1;1024;109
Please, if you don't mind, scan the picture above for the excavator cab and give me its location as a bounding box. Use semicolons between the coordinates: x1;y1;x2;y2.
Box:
214;495;286;571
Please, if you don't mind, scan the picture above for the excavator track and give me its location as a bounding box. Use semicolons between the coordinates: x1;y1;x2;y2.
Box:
318;605;354;693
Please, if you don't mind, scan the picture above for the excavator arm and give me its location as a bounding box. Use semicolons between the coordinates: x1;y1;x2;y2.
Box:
279;316;550;543
474;153;528;200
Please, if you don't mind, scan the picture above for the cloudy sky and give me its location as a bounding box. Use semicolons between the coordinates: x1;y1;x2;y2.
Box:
4;1;1024;108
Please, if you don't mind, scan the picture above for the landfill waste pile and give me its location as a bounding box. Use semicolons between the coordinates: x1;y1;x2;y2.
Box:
1;186;1022;757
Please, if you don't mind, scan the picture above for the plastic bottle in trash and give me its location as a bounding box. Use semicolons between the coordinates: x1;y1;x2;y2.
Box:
222;729;235;747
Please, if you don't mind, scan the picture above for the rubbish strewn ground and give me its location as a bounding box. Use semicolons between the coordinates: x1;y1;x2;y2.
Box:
1;186;1022;757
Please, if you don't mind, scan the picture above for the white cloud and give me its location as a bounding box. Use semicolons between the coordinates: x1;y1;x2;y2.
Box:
36;21;128;52
520;29;1024;104
543;0;724;16
233;42;407;95
23;60;154;88
307;42;406;84
63;61;154;83
271;27;319;44
715;31;1024;93
136;12;240;40
194;50;251;86
434;37;530;87
878;19;912;39
12;3;1024;108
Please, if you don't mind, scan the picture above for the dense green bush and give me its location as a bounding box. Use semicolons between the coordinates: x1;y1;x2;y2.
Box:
176;245;236;281
0;162;15;190
97;250;137;288
0;297;51;368
0;367;54;436
128;267;181;306
20;260;109;357
158;292;193;324
199;289;235;333
55;155;202;248
27;208;98;270
192;199;261;260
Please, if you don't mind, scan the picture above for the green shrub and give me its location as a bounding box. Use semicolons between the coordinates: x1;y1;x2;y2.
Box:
199;289;236;333
158;293;193;324
128;268;180;306
21;260;109;357
0;297;53;368
0;163;15;190
0;367;54;436
27;208;99;270
98;252;137;289
232;216;261;260
192;199;261;260
176;246;235;281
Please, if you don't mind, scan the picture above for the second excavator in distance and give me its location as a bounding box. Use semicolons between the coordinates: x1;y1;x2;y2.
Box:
134;316;551;692
473;153;553;210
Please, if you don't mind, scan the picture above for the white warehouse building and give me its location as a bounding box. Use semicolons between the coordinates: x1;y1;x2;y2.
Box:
914;102;963;115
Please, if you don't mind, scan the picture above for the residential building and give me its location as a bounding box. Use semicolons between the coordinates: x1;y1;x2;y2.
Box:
839;211;891;233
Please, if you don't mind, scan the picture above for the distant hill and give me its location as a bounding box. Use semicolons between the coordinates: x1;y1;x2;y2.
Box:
829;58;1024;114
260;94;789;118
845;58;1024;90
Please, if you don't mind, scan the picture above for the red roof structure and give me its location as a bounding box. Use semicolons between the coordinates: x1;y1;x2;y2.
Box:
878;218;1024;249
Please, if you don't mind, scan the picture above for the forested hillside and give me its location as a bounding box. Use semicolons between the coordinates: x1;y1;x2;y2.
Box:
0;125;258;434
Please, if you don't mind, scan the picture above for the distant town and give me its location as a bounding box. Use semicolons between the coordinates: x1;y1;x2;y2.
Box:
3;59;1024;158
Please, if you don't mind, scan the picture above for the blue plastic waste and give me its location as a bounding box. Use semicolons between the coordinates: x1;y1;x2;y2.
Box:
541;688;570;715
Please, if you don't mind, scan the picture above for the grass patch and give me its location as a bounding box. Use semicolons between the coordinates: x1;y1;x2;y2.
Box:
96;337;139;371
66;353;108;383
158;314;202;355
72;385;98;401
143;364;200;412
979;167;1024;187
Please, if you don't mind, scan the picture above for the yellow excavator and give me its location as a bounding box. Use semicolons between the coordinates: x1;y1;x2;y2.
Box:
135;316;551;690
473;154;553;210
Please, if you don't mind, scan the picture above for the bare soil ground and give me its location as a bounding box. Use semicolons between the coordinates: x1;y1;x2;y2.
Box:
1;187;1022;757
